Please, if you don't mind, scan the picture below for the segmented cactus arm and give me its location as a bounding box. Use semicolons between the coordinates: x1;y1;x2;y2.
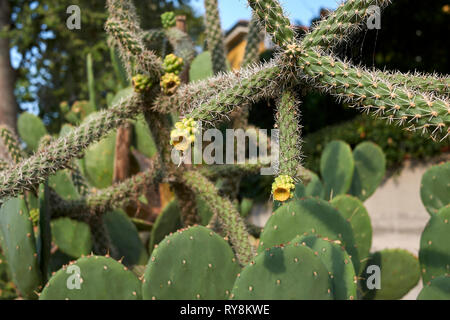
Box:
0;95;144;200
204;0;228;74
51;165;161;221
183;170;255;266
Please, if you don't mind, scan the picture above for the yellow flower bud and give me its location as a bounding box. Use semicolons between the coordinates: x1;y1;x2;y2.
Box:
170;117;198;151
272;175;295;202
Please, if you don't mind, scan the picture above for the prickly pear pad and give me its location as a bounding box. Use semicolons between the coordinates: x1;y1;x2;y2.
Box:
360;249;420;300
420;162;450;215
291;235;357;300
331;194;372;272
231;245;332;300
349;142;386;201
143;226;240;300
320;140;354;199
419;205;450;284
259;198;359;272
0;196;42;299
40;255;142;300
417;275;450;300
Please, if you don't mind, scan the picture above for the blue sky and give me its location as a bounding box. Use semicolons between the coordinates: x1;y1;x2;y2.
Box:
190;0;340;31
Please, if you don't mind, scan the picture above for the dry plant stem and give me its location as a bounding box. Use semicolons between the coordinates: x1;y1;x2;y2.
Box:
113;122;132;183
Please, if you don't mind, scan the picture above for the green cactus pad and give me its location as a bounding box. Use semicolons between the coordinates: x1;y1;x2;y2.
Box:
149;200;182;252
51;218;92;258
38;183;52;283
0;196;42;299
420;162;450;215
231;245;332;300
104;210;148;266
59;124;73;137
110;87;133;106
48;170;80;201
295;172;325;199
417;275;450;300
419;205;450;284
320;140;354;199
330;195;372;272
360;249;420;300
143;226;240;300
83;130;116;188
189;51;214;82
69;101;96;124
240;198;253;218
49;250;74;274
259;198;359;272
17;112;48;151
133;115;157;158
290;235;357;300
40;255;142;300
349;142;386;201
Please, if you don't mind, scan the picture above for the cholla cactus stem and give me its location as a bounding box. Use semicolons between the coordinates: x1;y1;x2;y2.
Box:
0;125;23;164
183;170;255;266
204;0;228;74
0;94;144;200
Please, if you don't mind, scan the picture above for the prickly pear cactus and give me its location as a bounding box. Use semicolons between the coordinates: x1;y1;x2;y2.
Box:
189;51;214;82
420;162;450;215
291;235;357;300
132;115;157;158
330;195;372;272
17;112;48;151
0;0;448;301
360;249;420;300
40;255;142;300
419;205;450;284
417;275;450;300
349;142;386;201
295;171;325;199
0;197;42;299
231;244;332;300
143;226;240;300
259;198;360;272
320;140;354;199
83;131;116;188
48;170;80;201
148;200;182;252
104;210;148;266
51;218;92;259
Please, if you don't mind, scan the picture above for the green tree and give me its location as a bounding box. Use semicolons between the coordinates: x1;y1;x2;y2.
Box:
0;0;18;132
8;0;202;132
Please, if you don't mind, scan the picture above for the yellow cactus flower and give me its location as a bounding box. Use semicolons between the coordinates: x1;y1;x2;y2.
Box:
272;175;295;202
170;128;191;151
170;118;198;151
161;73;181;95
